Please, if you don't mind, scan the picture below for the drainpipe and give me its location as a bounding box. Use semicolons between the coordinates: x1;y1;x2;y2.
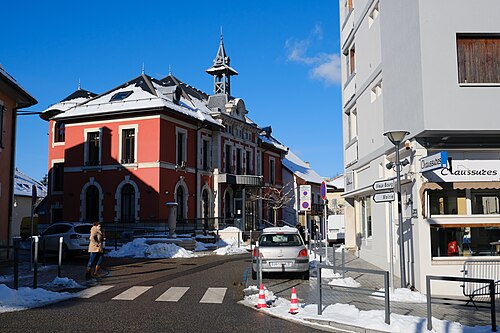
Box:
7;107;19;252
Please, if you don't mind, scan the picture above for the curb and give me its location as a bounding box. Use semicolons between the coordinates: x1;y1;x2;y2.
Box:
303;318;389;333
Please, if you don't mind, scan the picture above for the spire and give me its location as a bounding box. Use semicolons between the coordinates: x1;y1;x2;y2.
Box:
78;79;81;90
142;63;145;75
168;64;172;75
206;31;238;95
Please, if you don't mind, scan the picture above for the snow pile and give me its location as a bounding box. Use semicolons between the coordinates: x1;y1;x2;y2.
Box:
241;288;494;333
213;238;248;255
0;284;76;313
194;242;211;252
107;238;196;258
328;277;361;288
44;277;84;289
372;288;427;303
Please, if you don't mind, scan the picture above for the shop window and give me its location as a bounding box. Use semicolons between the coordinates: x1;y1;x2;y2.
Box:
430;225;500;257
429;189;466;215
457;34;500;84
361;196;372;238
471;190;500;214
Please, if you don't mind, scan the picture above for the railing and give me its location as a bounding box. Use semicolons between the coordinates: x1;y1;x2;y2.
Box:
316;262;391;325
426;275;497;332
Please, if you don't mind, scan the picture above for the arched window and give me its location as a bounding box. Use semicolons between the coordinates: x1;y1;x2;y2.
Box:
176;186;185;221
202;189;210;229
85;185;99;222
224;191;232;221
121;184;135;222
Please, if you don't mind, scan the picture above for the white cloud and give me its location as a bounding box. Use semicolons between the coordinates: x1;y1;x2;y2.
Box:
285;25;340;86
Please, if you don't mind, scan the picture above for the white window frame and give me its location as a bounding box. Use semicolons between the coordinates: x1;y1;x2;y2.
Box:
84;128;102;166
176;127;188;166
119;124;138;165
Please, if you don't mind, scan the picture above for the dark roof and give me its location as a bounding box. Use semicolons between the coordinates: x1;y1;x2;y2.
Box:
0;66;37;108
160;74;209;101
61;89;97;102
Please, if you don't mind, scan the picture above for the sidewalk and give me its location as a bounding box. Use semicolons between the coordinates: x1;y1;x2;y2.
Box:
262;248;498;331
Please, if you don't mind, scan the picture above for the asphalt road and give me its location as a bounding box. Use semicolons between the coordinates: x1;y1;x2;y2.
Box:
1;253;328;333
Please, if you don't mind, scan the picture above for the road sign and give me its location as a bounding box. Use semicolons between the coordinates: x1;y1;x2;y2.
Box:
373;192;395;203
299;185;311;211
372;179;395;191
420;151;448;173
320;181;327;200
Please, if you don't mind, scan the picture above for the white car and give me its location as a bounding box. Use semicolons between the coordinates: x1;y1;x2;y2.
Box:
252;226;309;280
37;222;93;260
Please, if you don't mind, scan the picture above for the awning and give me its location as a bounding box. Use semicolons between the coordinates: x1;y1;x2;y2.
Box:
453;181;500;190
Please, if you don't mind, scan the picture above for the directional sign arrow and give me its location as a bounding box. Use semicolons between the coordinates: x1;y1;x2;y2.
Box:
372;191;395;203
372;179;395;191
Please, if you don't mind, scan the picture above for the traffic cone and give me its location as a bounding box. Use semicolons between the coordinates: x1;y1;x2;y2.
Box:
257;284;267;309
289;287;299;314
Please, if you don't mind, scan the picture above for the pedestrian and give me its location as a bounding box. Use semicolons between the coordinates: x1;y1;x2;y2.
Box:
296;223;306;244
86;221;104;279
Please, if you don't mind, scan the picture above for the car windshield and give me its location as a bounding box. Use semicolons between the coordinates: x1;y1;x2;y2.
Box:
74;225;92;234
259;234;302;247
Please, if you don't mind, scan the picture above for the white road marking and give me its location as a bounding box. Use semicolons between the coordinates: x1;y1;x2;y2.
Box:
156;287;190;302
199;287;227;304
78;285;114;299
112;286;152;300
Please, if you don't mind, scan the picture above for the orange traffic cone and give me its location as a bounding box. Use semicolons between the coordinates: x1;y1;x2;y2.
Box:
257;284;267;309
289;287;299;314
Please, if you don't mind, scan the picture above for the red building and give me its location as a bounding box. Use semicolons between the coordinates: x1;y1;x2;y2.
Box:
41;37;286;232
0;67;37;250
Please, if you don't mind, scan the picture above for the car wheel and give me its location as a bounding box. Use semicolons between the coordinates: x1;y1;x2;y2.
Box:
252;269;257;280
302;270;310;280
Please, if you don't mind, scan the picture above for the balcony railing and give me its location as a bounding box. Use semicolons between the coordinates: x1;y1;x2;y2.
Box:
219;173;262;186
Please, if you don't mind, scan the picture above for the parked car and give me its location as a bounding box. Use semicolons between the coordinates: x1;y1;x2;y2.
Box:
35;222;93;260
252;226;309;280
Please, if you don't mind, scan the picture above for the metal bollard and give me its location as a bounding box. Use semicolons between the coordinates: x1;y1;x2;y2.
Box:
317;264;322;315
58;237;63;277
249;230;253;253
332;245;336;274
33;236;38;289
13;238;19;290
341;248;346;279
216;229;219;249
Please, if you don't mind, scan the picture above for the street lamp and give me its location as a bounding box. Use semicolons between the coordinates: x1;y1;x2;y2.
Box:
384;130;410;288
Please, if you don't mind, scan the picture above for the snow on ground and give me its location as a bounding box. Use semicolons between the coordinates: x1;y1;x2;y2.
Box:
328;276;361;288
372;288;428;303
0;284;76;313
213;237;249;255
107;238;196;258
241;288;495;333
43;277;84;290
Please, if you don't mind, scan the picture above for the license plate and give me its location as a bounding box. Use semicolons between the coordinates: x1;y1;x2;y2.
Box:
269;262;293;267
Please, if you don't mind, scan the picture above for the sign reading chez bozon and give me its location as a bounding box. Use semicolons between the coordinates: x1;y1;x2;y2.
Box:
425;158;500;182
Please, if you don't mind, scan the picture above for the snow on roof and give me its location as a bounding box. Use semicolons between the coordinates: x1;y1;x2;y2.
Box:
327;175;344;190
283;150;324;185
14;169;47;198
51;76;220;127
259;134;288;152
205;65;239;75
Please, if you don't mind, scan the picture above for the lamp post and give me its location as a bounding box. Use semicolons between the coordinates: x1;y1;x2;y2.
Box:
384;130;409;288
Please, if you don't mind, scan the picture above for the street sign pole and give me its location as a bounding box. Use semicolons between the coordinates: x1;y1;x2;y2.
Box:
388;201;395;292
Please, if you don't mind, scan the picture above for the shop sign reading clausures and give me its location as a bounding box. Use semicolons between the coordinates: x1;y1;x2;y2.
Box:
425;157;500;182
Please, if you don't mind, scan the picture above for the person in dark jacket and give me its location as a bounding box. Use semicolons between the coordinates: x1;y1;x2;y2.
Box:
296;223;306;244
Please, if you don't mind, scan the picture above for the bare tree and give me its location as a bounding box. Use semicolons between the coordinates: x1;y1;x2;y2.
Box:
247;180;296;226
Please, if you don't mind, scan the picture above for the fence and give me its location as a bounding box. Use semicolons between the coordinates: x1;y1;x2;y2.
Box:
316;262;391;324
426;275;497;332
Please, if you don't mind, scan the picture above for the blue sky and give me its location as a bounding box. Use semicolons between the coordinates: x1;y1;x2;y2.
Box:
3;0;342;182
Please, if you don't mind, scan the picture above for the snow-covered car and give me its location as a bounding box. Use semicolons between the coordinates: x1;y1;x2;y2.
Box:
252;226;309;280
36;222;93;260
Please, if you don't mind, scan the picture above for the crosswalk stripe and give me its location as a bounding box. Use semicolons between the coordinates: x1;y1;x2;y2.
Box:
199;287;227;304
112;286;152;300
78;285;114;299
155;287;190;302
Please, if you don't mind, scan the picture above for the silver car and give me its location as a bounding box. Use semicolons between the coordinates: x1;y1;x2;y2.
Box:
252;227;309;280
37;222;93;260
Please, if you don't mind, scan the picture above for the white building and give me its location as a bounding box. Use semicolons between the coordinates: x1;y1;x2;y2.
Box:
340;0;500;295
